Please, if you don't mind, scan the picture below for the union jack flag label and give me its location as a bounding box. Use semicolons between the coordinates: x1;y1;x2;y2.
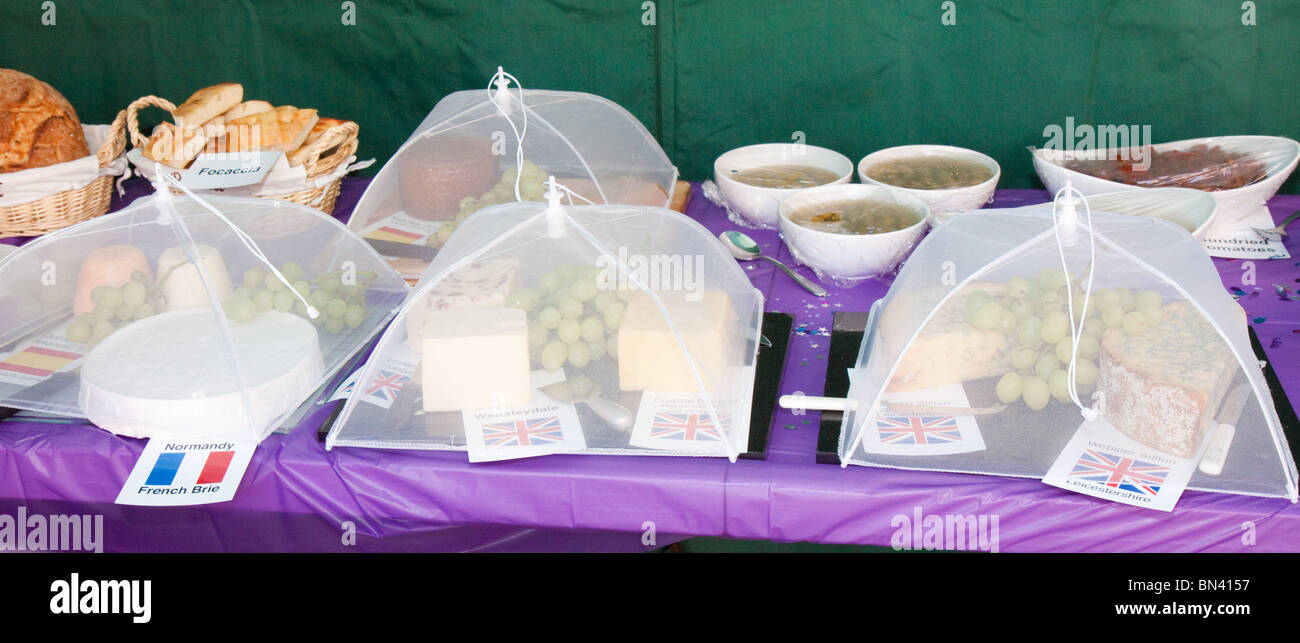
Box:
1043;417;1196;512
649;412;722;442
461;370;586;462
630;390;744;456
482;415;566;447
361;369;411;409
1069;449;1170;496
857;383;986;457
875;415;963;445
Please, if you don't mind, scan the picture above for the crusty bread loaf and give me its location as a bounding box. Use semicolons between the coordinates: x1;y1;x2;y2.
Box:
0;68;90;173
142;122;207;168
221;100;272;122
225;105;318;153
172;83;243;131
285;117;351;167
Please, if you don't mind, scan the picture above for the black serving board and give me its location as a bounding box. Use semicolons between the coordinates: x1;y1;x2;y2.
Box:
816;312;1300;471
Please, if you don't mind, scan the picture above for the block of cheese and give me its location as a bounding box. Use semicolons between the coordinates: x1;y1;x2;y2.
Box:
405;259;520;351
617;290;738;393
881;282;1012;392
156;244;234;311
419;307;531;412
74;244;152;315
1099;302;1239;458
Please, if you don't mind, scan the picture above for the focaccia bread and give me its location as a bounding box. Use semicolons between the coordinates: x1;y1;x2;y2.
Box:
224;105;319;153
0;68;90;173
141;122;207;168
881;281;1012;392
171;83;243;130
221;99;273;122
1099;301;1239;458
285;117;352;167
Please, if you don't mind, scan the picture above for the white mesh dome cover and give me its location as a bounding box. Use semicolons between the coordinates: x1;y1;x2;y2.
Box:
0;192;409;442
327;196;764;462
840;202;1298;502
347;79;678;278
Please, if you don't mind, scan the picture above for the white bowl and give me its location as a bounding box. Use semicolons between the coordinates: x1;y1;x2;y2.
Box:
714;143;853;229
778;184;930;287
857;144;1000;224
1080;188;1219;239
1032;135;1300;224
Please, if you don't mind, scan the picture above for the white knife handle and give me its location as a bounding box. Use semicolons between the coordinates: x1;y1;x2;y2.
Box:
779;395;856;412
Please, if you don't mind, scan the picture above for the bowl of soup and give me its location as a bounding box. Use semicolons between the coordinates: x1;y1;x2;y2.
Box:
714;143;854;229
778;184;930;286
857;145;1000;223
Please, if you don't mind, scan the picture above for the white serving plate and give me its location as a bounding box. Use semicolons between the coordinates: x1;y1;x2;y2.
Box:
1032;135;1299;224
857;144;1000;225
714;143;853;229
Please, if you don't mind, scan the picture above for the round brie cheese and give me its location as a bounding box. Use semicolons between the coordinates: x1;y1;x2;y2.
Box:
79;309;324;439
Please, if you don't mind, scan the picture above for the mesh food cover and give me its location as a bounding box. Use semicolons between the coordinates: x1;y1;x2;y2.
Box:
327;183;763;462
347;69;678;278
839;190;1298;507
0;183;408;442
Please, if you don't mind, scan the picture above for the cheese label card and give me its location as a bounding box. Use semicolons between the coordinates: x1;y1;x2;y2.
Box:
115;436;257;506
628;366;754;455
1199;204;1290;259
859;381;987;456
462;370;586;462
182;151;282;189
358;345;419;410
0;324;85;387
362;212;444;246
1042;417;1200;512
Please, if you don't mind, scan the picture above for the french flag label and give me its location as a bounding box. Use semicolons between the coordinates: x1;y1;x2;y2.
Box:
116;438;257;507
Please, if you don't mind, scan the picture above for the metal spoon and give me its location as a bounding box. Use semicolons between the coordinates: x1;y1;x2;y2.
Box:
719;230;828;297
1253;209;1300;241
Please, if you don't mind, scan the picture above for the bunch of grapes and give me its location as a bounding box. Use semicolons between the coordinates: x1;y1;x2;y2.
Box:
428;159;548;248
505;262;634;372
960;269;1165;411
64;271;163;347
222;262;376;335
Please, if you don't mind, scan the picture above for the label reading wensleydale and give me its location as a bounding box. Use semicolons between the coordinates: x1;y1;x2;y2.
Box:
115;435;257;506
181;151;282;189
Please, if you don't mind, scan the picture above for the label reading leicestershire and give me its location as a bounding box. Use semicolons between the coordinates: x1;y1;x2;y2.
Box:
115;436;257;506
181;151;282;189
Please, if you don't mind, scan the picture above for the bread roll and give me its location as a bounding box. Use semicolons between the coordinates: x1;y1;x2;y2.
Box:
224;105;318;153
141;122;207;168
221;100;273;122
0;68;90;173
172;83;243;131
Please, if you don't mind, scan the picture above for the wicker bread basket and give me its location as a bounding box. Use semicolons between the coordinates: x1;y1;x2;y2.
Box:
0;110;128;237
126;95;359;214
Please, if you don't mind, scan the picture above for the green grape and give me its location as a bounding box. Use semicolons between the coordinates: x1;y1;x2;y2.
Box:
122;281;148;308
1138;303;1163;326
997;311;1017;335
996;372;1024;404
964;291;991;320
308;289;331;309
1008;299;1034;321
344;304;366;328
1135;289;1162;310
607;335;619;360
65;320;92;343
1072;333;1097;360
233;285;257;301
1011;347;1038;371
91;285;124;308
93;304;118;322
1069;292;1089;321
557;318;581;344
1054;337;1075;364
1034;352;1059;381
592;291;616;313
255;289;275;312
326;298;347;318
567;341;591;368
114;305;135;322
506;291;534;312
279;262;304;283
91;320;115;342
273;290;295;313
243;267;266;288
538;307;562;329
1006;277;1033;299
265;277;285;293
559;298;583;319
1122;311;1148;336
569;375;594;399
1037;268;1068;292
131;270;152;284
603;301;625;329
968;300;1004;332
1073;358;1099;391
538;272;561;294
570;279;598;303
579;315;604;343
1092;288;1117;310
292;280;312;298
1017;316;1043;347
616;288;636;303
554;264;575;280
587;338;606;361
1116;288;1135;312
541;340;567;371
319;278;340;295
228;297;256;323
1040;311;1070;344
528;324;550;348
1101;305;1124;328
133;302;156;320
324;317;344;334
1022;376;1050;410
1049;370;1071;403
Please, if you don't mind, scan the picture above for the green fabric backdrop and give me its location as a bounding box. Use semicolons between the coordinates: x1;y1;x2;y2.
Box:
3;0;1297;191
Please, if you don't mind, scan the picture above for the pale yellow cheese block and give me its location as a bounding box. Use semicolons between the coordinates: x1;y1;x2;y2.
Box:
420;307;531;412
617;290;737;393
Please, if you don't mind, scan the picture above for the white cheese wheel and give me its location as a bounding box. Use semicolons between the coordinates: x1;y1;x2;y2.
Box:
79;309;324;439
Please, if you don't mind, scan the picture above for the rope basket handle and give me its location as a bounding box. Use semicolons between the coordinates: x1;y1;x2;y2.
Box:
302;120;359;180
125;95;177;149
96;109;128;169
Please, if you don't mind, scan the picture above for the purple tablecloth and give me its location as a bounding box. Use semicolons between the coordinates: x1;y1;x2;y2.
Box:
3;178;1299;552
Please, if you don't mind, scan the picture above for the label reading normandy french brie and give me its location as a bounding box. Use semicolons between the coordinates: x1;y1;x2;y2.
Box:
1042;418;1200;512
115;436;257;506
181;151;282;189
